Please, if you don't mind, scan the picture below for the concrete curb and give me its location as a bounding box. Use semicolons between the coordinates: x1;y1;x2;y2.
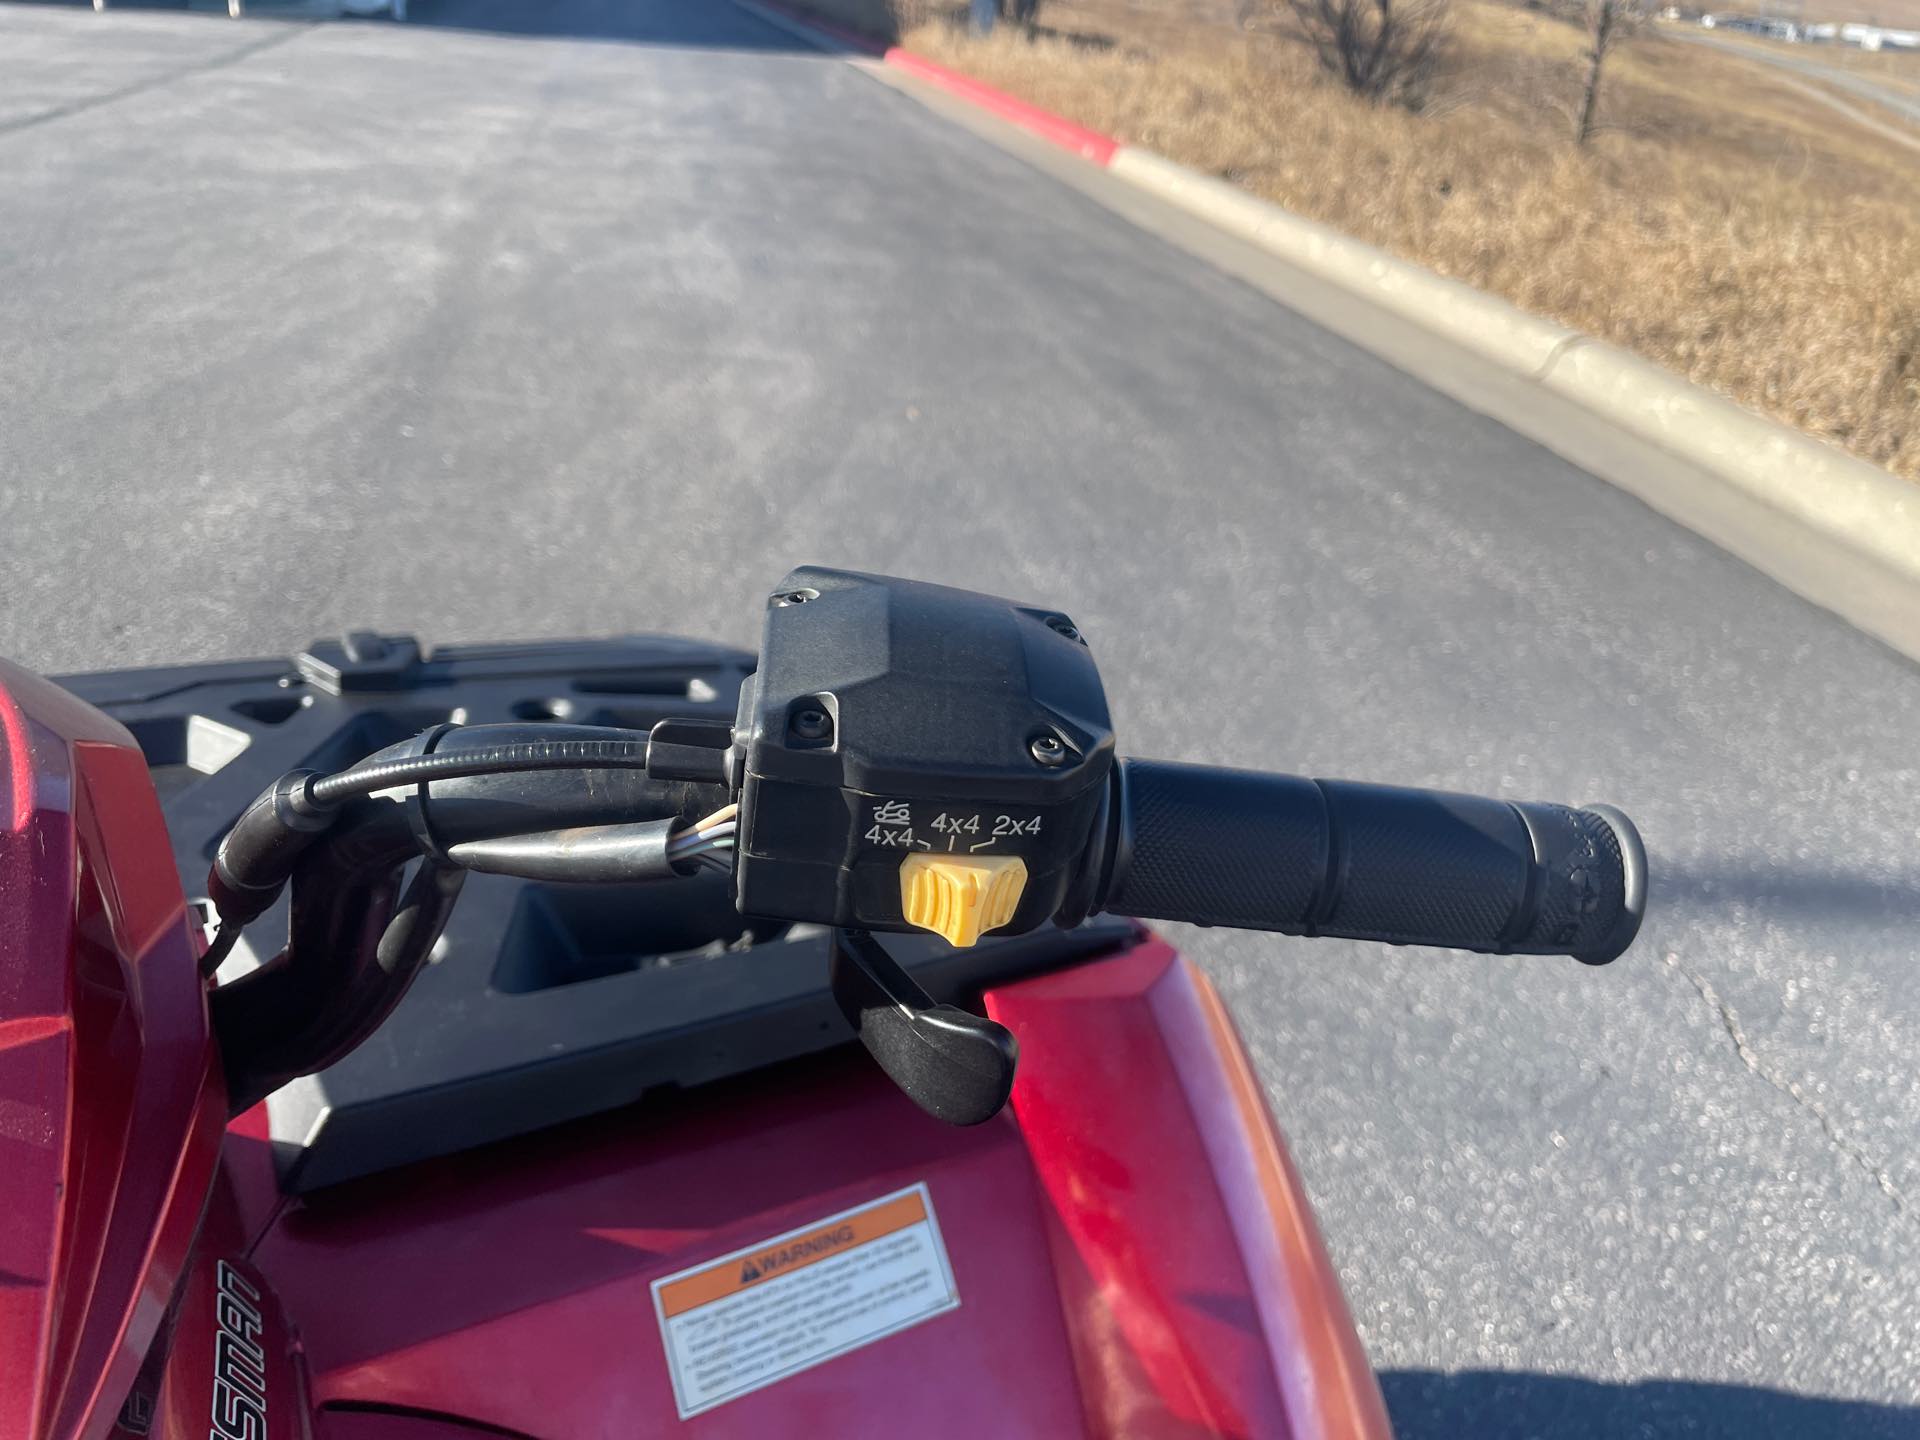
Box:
1105;149;1920;579
1538;341;1920;555
737;0;1920;585
1105;149;1575;380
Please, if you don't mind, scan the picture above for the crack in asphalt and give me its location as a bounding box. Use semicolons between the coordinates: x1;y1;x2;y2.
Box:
1667;952;1907;1216
0;24;316;141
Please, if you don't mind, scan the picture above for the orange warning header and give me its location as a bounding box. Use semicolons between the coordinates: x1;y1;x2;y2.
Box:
657;1191;929;1319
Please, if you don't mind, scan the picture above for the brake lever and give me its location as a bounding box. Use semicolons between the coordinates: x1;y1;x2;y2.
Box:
828;929;1019;1127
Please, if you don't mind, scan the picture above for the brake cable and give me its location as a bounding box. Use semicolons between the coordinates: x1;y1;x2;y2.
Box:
304;736;655;805
202;726;736;976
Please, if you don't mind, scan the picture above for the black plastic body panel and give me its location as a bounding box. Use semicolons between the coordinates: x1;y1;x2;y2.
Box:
55;634;1132;1193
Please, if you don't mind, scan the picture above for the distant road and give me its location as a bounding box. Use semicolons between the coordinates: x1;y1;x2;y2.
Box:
1675;28;1920;133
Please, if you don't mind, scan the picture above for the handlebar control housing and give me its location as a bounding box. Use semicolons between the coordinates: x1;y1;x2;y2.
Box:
734;568;1116;939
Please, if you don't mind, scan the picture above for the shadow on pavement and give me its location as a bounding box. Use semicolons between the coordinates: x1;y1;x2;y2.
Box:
401;0;814;49
1656;858;1920;926
1381;1369;1920;1440
17;0;818;53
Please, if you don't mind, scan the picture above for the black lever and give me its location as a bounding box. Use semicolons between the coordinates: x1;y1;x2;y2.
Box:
828;929;1019;1127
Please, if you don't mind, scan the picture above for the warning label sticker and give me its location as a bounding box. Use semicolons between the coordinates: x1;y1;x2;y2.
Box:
651;1182;959;1419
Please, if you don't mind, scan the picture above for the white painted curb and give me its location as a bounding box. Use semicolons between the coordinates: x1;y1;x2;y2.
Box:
1539;340;1920;552
1107;146;1920;583
1108;149;1576;378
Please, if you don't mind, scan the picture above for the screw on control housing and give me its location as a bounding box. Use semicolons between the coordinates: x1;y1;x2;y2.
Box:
791;708;833;741
1029;734;1067;766
1045;615;1081;642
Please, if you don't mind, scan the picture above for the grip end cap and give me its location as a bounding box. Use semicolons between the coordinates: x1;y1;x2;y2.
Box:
1573;804;1646;966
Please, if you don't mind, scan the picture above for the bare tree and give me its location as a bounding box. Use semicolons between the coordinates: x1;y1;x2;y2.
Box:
1574;0;1642;144
999;0;1040;31
1290;0;1451;108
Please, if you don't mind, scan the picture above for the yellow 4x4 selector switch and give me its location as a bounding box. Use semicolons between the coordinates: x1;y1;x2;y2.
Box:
899;853;1029;948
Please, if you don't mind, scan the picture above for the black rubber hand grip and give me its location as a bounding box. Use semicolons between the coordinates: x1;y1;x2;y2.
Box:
1097;759;1645;964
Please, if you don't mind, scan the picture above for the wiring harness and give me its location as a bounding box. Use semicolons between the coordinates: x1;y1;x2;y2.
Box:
201;724;739;975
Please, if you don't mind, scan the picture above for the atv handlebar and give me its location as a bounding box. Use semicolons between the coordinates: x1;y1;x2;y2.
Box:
1095;760;1645;964
203;569;1649;1122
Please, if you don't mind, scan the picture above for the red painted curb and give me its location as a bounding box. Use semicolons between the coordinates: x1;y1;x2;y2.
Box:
879;46;1120;165
754;0;1122;166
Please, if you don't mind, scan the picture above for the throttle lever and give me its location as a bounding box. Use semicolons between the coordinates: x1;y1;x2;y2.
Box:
828;929;1019;1126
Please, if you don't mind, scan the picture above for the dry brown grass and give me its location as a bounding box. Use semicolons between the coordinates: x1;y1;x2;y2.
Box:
792;0;1920;477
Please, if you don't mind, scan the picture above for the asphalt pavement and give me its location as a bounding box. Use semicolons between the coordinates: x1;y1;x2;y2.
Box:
3;1;1920;1434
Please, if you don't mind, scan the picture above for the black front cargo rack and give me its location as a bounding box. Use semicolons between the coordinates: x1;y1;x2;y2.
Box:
58;633;1132;1192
